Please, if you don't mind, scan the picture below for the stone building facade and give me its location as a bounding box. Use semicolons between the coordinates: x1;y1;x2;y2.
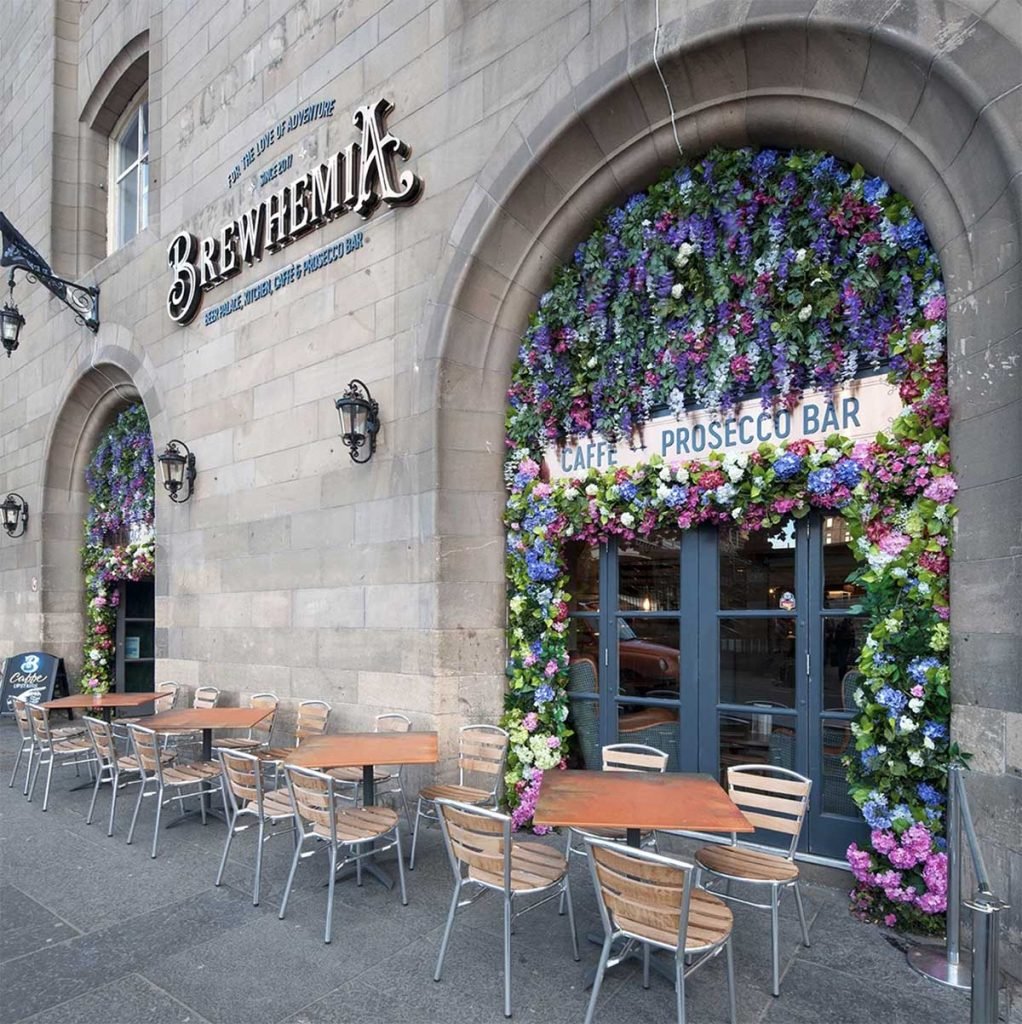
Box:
0;0;1019;973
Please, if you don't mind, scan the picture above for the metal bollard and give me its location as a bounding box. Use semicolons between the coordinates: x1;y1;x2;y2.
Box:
965;894;1008;1024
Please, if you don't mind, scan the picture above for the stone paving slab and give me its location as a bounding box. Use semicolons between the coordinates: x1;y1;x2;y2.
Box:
0;721;972;1023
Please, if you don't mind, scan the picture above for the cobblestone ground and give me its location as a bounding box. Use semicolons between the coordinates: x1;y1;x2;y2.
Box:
0;720;972;1024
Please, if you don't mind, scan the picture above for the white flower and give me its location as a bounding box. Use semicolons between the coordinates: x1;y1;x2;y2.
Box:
620;512;635;528
908;750;925;767
731;507;743;520
798;304;813;322
876;744;887;754
585;484;598;496
794;248;807;263
726;464;744;483
675;467;689;484
853;688;864;706
671;282;684;300
659;466;672;482
908;697;924;713
898;716;917;733
586;356;598;369
923;736;935;750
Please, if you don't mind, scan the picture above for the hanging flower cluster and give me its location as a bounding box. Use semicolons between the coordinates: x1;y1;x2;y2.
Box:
502;147;962;934
80;404;155;694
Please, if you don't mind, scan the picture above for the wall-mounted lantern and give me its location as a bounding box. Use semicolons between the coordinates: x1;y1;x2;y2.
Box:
334;379;380;463
0;272;26;357
1;493;29;537
157;440;196;503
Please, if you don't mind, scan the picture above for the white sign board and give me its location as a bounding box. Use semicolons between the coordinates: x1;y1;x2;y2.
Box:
544;374;902;480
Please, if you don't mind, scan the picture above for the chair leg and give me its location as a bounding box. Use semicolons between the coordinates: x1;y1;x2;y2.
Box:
41;757;55;812
394;828;408;906
126;778;147;845
725;937;737;1024
27;749;42;803
22;745;34;796
563;877;580;961
279;831;304;921
794;881;810;947
643;943;651;989
151;792;164;858
86;768;103;825
675;955;687;1024
770;883;780;997
253;818;265;907
108;777;120;837
583;935;614;1024
558;829;573;916
503;894;513;1018
8;742;24;788
215;810;237;888
434;881;460;982
409;797;425;870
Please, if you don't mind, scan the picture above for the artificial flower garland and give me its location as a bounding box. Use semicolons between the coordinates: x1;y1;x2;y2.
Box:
502;146;960;933
80;404;155;694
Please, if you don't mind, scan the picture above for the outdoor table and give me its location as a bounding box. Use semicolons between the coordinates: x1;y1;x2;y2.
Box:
43;690;165;724
534;770;753;985
286;731;439;888
145;706;276;824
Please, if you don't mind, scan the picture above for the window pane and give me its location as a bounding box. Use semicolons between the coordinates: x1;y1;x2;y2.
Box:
118;169;139;246
719;712;796;776
567;616;600;664
823;516;864;607
616;617;680;698
821;719;858;817
564;541;599;613
617;706;679;770
822;617;867;710
140;101;149;155
618;536;680;611
117;115;139;175
139;158;149;232
720;519;797;610
719;617;795;707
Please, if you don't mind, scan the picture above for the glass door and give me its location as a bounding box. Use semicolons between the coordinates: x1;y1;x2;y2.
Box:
115;578;155;693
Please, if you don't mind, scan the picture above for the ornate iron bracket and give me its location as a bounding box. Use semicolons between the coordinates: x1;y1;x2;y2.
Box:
0;212;100;333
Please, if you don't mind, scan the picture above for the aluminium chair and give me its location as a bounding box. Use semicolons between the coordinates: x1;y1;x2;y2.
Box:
434;798;579;1018
82;715;174;836
215;749;296;905
278;764;407;943
124;723;222;858
26;703;96;811
409;723;508;869
117;681;179;735
8;695;37;795
693;765;812;997
584;837;736;1024
258;699;331;765
328;712;412;822
157;684;220;753
215;692;279;752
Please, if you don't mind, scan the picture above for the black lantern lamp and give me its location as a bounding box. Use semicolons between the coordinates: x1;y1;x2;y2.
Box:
1;271;25;358
157;440;196;503
334;379;380;463
1;492;28;537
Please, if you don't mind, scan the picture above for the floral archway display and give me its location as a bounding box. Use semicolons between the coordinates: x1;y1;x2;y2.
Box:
80;403;155;694
502;147;960;933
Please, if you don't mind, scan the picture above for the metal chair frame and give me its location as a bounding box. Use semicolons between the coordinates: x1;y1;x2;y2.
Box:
278;763;407;944
124;723;222;859
215;692;279;752
115;681;179;739
158;684;221;753
215;748;296;906
409;723;508;869
434;798;579;1018
8;695;37;795
330;712;412;822
26;703;96;811
693;764;812;997
584;837;736;1024
257;699;332;784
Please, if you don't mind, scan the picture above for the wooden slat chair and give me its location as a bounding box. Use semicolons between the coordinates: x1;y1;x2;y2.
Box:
258;699;331;768
8;695;37;796
214;749;296;906
693;765;812;997
116;681;179;735
328;712;412;821
25;703;97;812
215;692;279;752
409;723;508;870
124;723;222;859
82;715;175;836
157;685;220;753
434;799;579;1018
584;838;736;1024
278;764;407;944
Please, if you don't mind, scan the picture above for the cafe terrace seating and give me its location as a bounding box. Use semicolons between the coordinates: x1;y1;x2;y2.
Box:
8;695;38;795
434;798;579;1019
157;684;220;753
327;711;413;823
409;723;508;869
116;680;178;735
215;692;280;752
25;702;96;812
693;764;812;997
584;837;736;1024
278;763;407;944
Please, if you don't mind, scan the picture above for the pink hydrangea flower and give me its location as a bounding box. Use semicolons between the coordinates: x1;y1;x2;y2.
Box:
910;684;925;698
878;531;911;555
522;712;539;733
544;660;558;677
923;475;957;503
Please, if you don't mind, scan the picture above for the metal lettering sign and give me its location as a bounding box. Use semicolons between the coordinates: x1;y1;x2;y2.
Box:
544;374;903;479
167;97;421;326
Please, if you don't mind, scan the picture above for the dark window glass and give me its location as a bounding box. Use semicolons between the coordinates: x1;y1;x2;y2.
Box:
823;516;865;607
564;541;599;613
618;536;680;611
822;617;867;710
719;617;796;708
821;718;858;817
718;711;797;778
616;617;680;698
720;519;797;610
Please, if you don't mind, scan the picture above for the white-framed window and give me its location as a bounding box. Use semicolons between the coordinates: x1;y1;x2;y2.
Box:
111;93;149;250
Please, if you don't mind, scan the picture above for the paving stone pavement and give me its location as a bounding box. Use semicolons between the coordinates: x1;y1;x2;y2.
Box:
0;721;972;1024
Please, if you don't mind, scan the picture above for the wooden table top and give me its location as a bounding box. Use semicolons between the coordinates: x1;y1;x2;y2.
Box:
286;732;439;769
533;771;754;833
43;691;164;710
144;706;275;732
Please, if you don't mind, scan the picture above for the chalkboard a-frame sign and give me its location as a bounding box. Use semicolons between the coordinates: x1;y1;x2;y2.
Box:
0;652;70;716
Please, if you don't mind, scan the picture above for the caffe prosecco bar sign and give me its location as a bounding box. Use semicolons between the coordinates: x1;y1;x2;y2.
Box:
166;97;421;326
544;374;902;479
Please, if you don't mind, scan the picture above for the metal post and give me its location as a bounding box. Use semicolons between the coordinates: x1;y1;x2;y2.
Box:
965;895;1006;1024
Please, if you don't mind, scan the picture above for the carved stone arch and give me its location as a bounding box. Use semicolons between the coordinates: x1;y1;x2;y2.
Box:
428;8;1022;758
39;327;162;680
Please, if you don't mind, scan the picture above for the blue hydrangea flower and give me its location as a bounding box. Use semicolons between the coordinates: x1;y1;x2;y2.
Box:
834;458;861;488
863;177;890;203
859;746;879;769
534;684;555;707
773;452;803;480
890;803;914;825
922;721;948;741
663;486;688;508
876;686;907;715
862;792;892;829
916;782;944;806
618;481;638;501
907;656;941;686
807;468;836;494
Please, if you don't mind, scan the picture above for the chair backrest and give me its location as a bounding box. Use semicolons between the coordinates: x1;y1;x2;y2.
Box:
26;703;52;746
83;715;118;766
284;764;336;835
248;692;279;741
296;700;331;743
436;799;511;892
567;658;600;769
11;695;33;741
125;724;165;781
457;725;508;797
193;686;220;710
219;748;269;815
154;681;178;713
726;764;812;860
601;743;669;773
375;713;411;733
586;837;692;953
